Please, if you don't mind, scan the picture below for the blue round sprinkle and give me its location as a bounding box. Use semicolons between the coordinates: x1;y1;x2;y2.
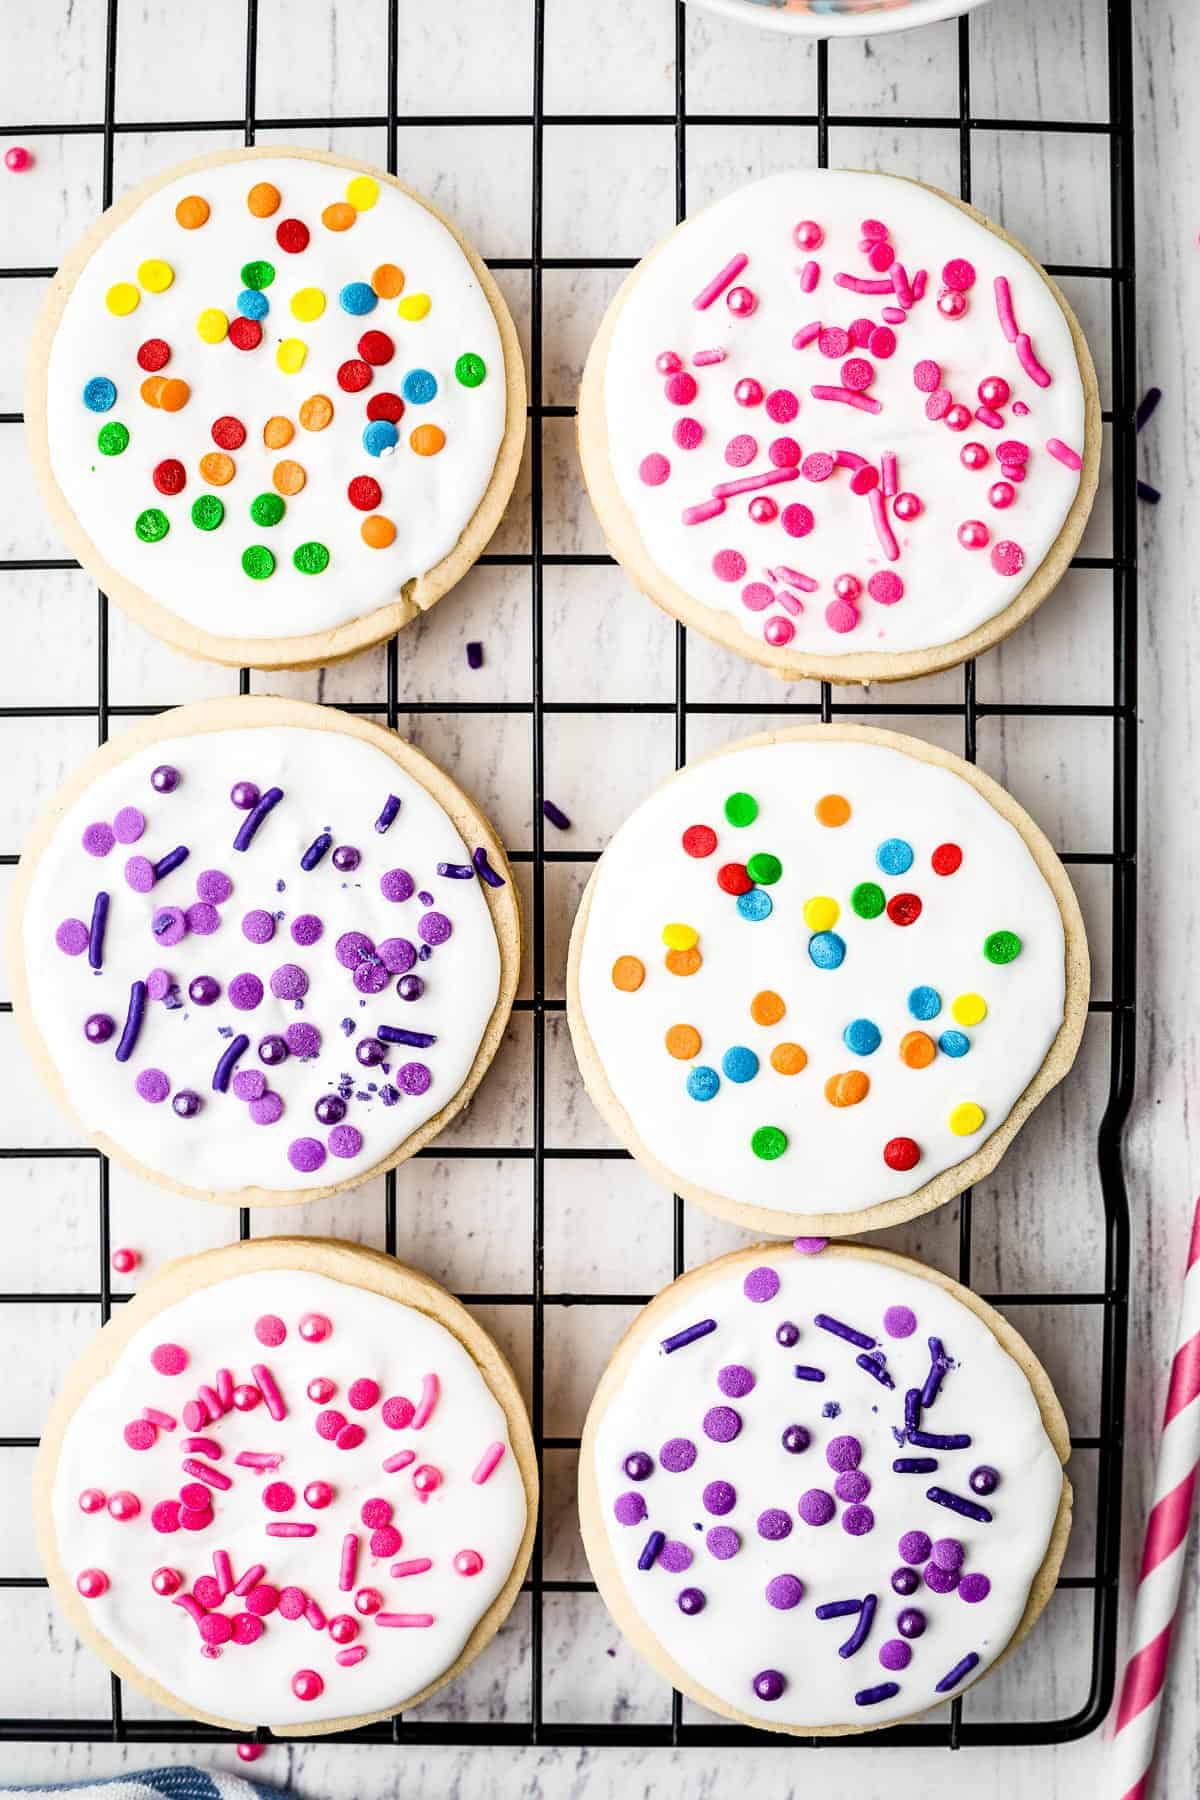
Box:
876;837;914;876
938;1030;971;1058
908;985;942;1022
843;1018;881;1057
687;1066;720;1102
402;367;438;406
237;288;269;320
736;888;773;922
808;931;846;970
83;376;117;413
721;1046;759;1084
362;420;400;457
339;281;378;316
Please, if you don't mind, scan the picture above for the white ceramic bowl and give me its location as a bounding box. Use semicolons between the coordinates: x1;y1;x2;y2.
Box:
686;0;994;38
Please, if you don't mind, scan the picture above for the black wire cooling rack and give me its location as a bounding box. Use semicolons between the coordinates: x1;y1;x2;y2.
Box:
0;0;1134;1756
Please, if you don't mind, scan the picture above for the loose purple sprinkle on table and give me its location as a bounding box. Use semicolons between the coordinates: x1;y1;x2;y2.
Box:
542;800;571;831
815;1313;877;1351
375;794;401;834
934;1651;980;1694
838;1593;877;1658
301;832;332;871
466;641;483;669
154;845;189;881
233;787;284;853
660;1319;716;1355
1137;479;1161;504
473;846;506;887
925;1486;992;1524
1136;387;1162;432
437;861;475;880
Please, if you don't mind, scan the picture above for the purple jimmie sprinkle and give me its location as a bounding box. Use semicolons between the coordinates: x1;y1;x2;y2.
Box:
814;1599;862;1621
909;1429;971;1450
542;799;571;831
921;1336;950;1408
935;1651;980;1694
856;1352;894;1389
437;861;475;880
855;1682;900;1707
153;845;189;882
377;1026;437;1049
212;1033;250;1093
88;892;109;970
466;641;483;669
637;1530;666;1572
233;786;284;852
660;1318;716;1355
904;1388;921;1434
838;1593;877;1658
893;1457;939;1474
793;1364;826;1383
473;846;506;887
114;980;146;1063
926;1486;993;1524
815;1313;877;1351
301;832;332;871
374;794;401;834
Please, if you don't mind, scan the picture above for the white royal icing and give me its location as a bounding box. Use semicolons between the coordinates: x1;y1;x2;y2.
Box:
23;722;502;1194
45;155;507;641
591;1248;1063;1729
576;737;1067;1218
603;169;1086;656
52;1268;528;1727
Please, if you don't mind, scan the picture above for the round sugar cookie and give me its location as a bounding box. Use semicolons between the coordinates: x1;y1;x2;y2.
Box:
580;1239;1071;1735
578;168;1100;685
567;725;1088;1236
34;1237;537;1735
7;696;520;1206
27;146;526;670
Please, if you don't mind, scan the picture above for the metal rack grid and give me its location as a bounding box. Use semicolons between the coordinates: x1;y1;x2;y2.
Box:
0;0;1134;1754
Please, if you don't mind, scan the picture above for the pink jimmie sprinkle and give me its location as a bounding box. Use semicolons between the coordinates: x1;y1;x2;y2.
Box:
339;1534;360;1592
881;306;907;325
771;564;819;593
791;321;822;350
869;489;900;562
143;1408;177;1432
216;1369;234;1409
811;385;882;415
975;405;1005;429
181;1458;231;1492
994;275;1019;343
233;1562;266;1597
235;1452;283;1470
774;591;802;617
882;451;898;497
172;1592;207;1627
337;1646;368;1667
1016;333;1052;387
251;1364;287;1422
799;260;820;293
197;1384;225;1420
833;273;892;295
1046;436;1083;471
305;1598;327;1630
682;497;725;526
711;468;799;500
376;1612;435;1628
266;1522;316;1538
411;1374;440;1431
693;251;748;311
183;1436;220;1456
472;1442;507;1486
912;269;929;301
692;347;726;366
214;1549;234;1597
889;263;915;308
834;449;867;471
382;1450;417;1474
391;1558;434;1577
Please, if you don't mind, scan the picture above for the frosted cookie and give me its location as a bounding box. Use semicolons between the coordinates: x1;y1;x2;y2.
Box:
567;725;1087;1236
35;1237;537;1734
580;1240;1070;1735
578;168;1099;684
8;696;519;1206
27;146;525;670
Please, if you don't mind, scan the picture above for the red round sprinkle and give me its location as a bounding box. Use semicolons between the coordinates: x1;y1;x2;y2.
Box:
717;862;753;896
817;326;850;359
150;1500;181;1534
228;316;262;351
664;371;698;406
381;1395;415;1430
315;1409;347;1441
849;317;875;347
211;416;246;451
886;893;923;927
370;1525;402;1558
884;1136;921;1172
276;218;310;254
137;338;170;372
347;475;383;511
152;459;186;496
124;1419;157;1450
366;391;405;423
682;824;718;859
179;1483;212;1511
151;1342;188;1376
337;359;372;393
781;503;814;539
942;257;977;292
932;842;963;876
263;1481;296;1512
245;1583;280;1616
868;326;897;359
358;330;394;366
348;1377;381;1411
360;1497;393;1529
839;357;874;392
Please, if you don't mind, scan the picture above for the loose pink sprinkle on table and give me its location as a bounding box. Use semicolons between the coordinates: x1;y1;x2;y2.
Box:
236;1746;265;1763
111;1247;139;1275
5;147;34;173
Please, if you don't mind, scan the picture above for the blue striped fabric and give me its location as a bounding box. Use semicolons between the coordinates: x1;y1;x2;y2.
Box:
3;1768;291;1799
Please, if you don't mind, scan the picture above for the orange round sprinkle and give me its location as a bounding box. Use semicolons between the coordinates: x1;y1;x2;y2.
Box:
611;955;645;993
410;423;446;457
247;181;281;218
175;194;210;230
372;262;404;298
272;459;306;496
158;378;190;413
664;947;702;977
299;393;334;432
750;990;786;1027
665;1024;701;1061
199;451;235;486
263;415;294;449
322;201;356;232
139;375;166;408
824;1070;870;1108
770;1042;808;1076
361;514;396;549
899;1030;937;1069
815;793;852;827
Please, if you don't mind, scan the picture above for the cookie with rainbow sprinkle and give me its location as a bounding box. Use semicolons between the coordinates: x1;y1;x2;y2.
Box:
7;696;520;1206
34;1236;537;1734
567;725;1088;1236
580;1238;1070;1735
578;168;1099;685
26;147;525;669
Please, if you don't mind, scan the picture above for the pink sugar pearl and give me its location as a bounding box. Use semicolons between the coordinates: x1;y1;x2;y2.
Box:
152;1566;182;1595
892;492;922;522
793;220;823;250
454;1549;485;1577
4;147;33;173
978;375;1011;408
107;1490;140;1522
413;1464;442;1496
299;1312;331;1343
834;573;862;603
329;1614;359;1644
307;1377;336;1403
304;1480;334;1509
991;539;1026;576
111;1247;139;1275
944;403;972;432
733;377;763;407
236;1746;265;1763
989;481;1016;509
355;1587;384;1615
958;520;990;550
748;496;778;525
78;1488;106;1514
233;1384;261;1410
726;285;756;317
763;616;795;648
292;1669;324;1703
938;289;968;319
825;599;859;635
960;441;990;471
76;1568;109;1599
655;350;682;375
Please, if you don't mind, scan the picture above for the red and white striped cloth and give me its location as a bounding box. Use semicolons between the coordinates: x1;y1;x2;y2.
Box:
1111;1196;1200;1799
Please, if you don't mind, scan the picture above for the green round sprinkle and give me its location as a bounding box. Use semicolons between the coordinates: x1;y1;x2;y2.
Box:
191;495;224;532
851;881;886;920
751;1125;788;1162
454;351;487;388
724;791;758;828
746;852;782;886
293;540;330;575
97;420;129;456
242;544;275;580
240;259;275;291
984;929;1022;964
249;491;285;528
135;507;169;543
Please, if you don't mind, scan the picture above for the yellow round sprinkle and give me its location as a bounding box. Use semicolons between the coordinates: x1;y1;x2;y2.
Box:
952;993;988;1027
137;258;174;293
949;1102;986;1137
196;307;229;344
105;282;140;316
290;287;326;322
803;895;840;932
397;292;431;321
661;923;698;952
276;338;307;374
346;175;379;211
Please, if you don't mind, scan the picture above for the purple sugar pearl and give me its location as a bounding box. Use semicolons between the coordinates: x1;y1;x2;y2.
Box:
380;869;415;903
189;975;220;1007
196;869;233;904
970;1465;1000;1496
258;1034;288;1066
229;972;264;1011
135;1068;169;1104
242;909;276;945
836;1471;871;1504
623;1451;653;1482
151;764;180;794
879;1639;912;1672
842;1504;875;1537
753;1669;785;1704
379;936;417;974
884;1304;918;1338
703;1406;741;1444
251;1093;284;1126
782;1424;811;1455
328;1125;363;1159
799;1489;836;1527
82;821;115;858
286;1022;321;1060
897;1606;926;1639
678;1587;706;1616
291;913;323;946
660;1437;696;1474
705;1526;740;1561
124;855;155;893
353;960;389;995
398;974;424;1002
152;906;187;947
923;1560;959;1594
335;930;374;968
146;968;172;1001
892;1567;920;1597
332;845;360;872
932;1537;965;1572
659;1540;693;1574
232;1069;266;1102
742;1265;781;1303
85;1013;115;1044
172;1088;201;1118
185;902;220;936
315;1095;347;1126
56;918;89;956
766;1574;804;1611
417;910;452;946
717;1364;755;1398
614;1492;646;1526
113;806;145;844
826;1434;863;1472
231;781;259;810
287;1137;326;1174
270;963;309;1001
356;1037;386;1068
757;1508;793;1541
397;1061;431;1096
959;1573;992;1604
702;1480;736;1516
899;1530;932;1566
776;1320;800;1347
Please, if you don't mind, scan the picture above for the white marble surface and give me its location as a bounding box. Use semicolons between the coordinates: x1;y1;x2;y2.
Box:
0;0;1194;1794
